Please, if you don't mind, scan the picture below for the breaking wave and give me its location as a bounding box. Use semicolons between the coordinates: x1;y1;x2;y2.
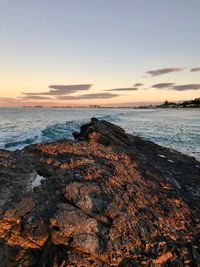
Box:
1;121;81;150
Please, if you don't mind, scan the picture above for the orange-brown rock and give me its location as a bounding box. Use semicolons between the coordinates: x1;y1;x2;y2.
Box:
0;118;200;266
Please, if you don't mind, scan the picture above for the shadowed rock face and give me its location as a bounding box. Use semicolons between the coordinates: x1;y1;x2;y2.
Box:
0;118;200;266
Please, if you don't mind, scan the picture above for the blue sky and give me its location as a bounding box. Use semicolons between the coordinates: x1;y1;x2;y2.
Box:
0;0;200;106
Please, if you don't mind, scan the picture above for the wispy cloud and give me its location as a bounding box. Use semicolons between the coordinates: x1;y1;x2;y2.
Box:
172;84;200;91
0;97;23;104
20;95;53;100
0;98;23;107
0;97;20;101
146;67;183;76
105;87;138;91
152;83;175;89
152;83;200;91
56;93;118;100
22;84;92;96
190;67;200;72
134;83;143;87
48;84;92;94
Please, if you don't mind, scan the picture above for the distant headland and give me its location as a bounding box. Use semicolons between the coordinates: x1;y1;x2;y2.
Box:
136;97;200;109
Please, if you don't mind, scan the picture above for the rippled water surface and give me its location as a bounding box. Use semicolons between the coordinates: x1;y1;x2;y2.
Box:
0;108;199;161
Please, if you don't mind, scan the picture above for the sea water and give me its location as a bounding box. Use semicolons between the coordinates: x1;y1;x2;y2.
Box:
0;108;199;161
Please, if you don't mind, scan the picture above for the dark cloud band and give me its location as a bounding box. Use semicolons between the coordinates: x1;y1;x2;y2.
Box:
172;84;200;91
152;83;200;91
22;84;92;96
146;68;183;76
134;83;143;87
56;93;118;100
20;96;53;100
190;68;200;72
152;83;175;89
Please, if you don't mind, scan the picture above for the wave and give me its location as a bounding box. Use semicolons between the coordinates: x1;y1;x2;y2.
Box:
2;128;42;150
5;136;39;149
41;121;81;142
0;120;82;151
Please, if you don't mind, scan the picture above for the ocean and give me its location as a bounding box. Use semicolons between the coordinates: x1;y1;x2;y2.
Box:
0;108;199;161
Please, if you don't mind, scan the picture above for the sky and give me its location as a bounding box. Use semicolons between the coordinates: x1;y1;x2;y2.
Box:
0;0;200;106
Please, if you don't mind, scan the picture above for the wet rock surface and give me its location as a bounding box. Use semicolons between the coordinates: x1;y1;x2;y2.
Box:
0;118;200;266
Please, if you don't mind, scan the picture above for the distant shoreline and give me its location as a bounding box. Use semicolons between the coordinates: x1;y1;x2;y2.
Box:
0;97;200;109
0;106;200;109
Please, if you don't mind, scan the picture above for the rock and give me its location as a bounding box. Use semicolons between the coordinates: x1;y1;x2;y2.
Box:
0;118;200;266
73;117;132;146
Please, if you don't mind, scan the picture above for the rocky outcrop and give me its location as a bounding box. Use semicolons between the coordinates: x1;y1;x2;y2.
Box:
0;118;200;266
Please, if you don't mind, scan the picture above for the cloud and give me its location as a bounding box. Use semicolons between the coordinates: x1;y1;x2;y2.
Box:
20;95;53;100
172;84;200;91
20;85;118;101
56;93;118;100
106;87;139;91
22;84;92;96
0;97;21;102
152;83;200;91
146;67;183;76
0;98;23;107
152;83;175;89
48;84;92;94
190;67;200;72
134;83;143;87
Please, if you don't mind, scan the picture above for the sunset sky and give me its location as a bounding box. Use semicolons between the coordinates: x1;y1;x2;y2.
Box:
0;0;200;106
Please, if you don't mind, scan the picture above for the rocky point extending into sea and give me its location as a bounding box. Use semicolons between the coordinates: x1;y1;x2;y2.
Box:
0;118;200;266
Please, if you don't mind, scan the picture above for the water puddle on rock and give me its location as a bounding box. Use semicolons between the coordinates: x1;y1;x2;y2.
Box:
31;174;46;190
159;154;166;158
